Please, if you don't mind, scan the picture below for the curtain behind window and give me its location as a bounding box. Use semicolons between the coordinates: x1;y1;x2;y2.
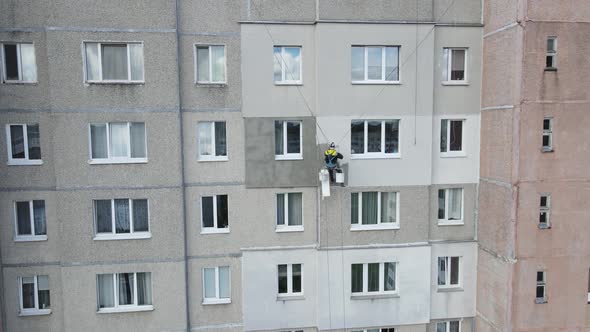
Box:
274;121;284;155
380;192;396;224
20;44;37;81
33;200;46;235
197;46;210;82
288;193;303;226
26;124;41;159
109;123;129;158
130;122;146;158
438;257;447;285
118;273;134;305
219;267;230;298
102;44;128;80
98;274;114;308
37;275;50;309
384;262;396;291
95;200;112;233
211;46;225;82
361;192;378;224
16;201;31;235
367;263;379;292
198;122;213;156
10;125;25;159
448;189;462;220
276;194;285;225
214;122;227;156
85;43;100;80
90;124;108;159
204;268;216;298
114;199;130;233
129;44;144;81
137;272;152;305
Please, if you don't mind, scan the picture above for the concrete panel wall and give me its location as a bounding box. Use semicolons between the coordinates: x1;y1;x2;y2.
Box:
429;184;477;241
475;249;513;332
479;108;514;182
318;0;432;21
180;0;241;33
434;0;482;24
246;0;317;22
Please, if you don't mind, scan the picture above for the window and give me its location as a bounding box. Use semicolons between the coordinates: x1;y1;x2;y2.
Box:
273;46;302;84
536;271;546;303
351;120;399;158
89;122;147;163
203;266;231;304
97;272;152;312
545;37;557;70
14;200;46;241
351;262;397;295
84;42;144;82
440;119;464;155
542;117;553;152
438;188;463;224
436;321;461;332
437;257;461;288
539;194;550;229
276;193;303;231
351;46;399;83
6;124;42;165
443;48;467;83
94;199;149;240
197;122;227;161
195;45;226;84
1;43;37;83
278;264;303;297
19;275;50;316
353;329;395;332
275;120;302;160
351;192;399;229
201;195;229;233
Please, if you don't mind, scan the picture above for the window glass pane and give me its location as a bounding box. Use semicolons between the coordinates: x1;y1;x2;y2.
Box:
292;264;302;293
539;211;547;224
442;48;449;81
214;122;227;156
90;124;108;159
440;120;448;152
10;125;25;159
540;196;548;207
4;44;19;80
284;47;301;81
536;285;544;298
384;120;399;153
118;273;134;305
450;257;459;285
278;265;288;293
198;122;213;156
27;124;41;160
98;274;115;308
438;189;446;219
137;272;152;305
16;201;32;235
216;195;228;229
95;200;113;233
438;257;446;285
368;263;379;292
286;121;301;154
543;119;551;130
197;46;210;82
351;264;363;293
451;49;465;80
351;47;365;81
351;121;364;154
448;189;462;220
542;135;550;147
114;199;130;233
202;197;214;228
449;121;463;151
449;321;460;332
211;46;225;82
436;322;446;332
21;277;35;309
385;47;399;81
109;123;129;158
288;193;303;226
547;38;555;52
537;271;544;282
367;47;382;80
273;47;282;81
546;56;553;68
351;193;359;224
101;44;128;80
128;44;144;81
361;192;378;225
381;192;396;224
277;194;285;225
204;268;216;298
275;121;284;155
219;267;230;298
130;122;146;158
20;44;37;81
384;262;396;291
85;43;100;80
37;275;50;309
132;199;149;232
33;200;46;236
367;121;382;152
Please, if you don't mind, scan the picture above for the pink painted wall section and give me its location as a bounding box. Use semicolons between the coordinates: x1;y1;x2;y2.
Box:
526;0;590;22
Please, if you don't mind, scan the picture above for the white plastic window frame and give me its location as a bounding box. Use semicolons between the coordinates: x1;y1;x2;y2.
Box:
440;119;466;157
275;120;303;160
351;262;398;297
14;200;47;242
435;320;462;332
200;194;230;234
350;120;401;159
545;37;557;70
542;117;553;152
438;188;464;225
350;192;400;230
88;122;148;164
93;199;151;240
443;47;468;85
351;46;401;84
5;124;43;166
276;192;304;232
438;256;462;289
202;266;231;305
194;44;227;84
197;121;228;162
97;272;154;313
277;263;304;298
535;271;547;303
1;42;38;83
18;275;51;316
273;45;302;85
538;194;551;229
83;41;145;84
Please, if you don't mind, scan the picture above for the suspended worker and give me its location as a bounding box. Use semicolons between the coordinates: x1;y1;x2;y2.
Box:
324;142;343;183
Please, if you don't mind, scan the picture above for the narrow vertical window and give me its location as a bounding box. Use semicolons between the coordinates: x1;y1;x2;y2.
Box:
273;46;302;84
440;119;464;155
536;271;547;303
545;37;557;70
6;124;42;165
1;43;37;83
443;48;467;83
542;117;553;152
197;121;228;161
19;275;50;315
438;188;463;224
277;264;303;296
201;195;229;233
14;200;46;241
274;120;302;160
196;45;226;84
203;266;231;304
97;272;152;311
84;42;144;82
539;194;550;229
276;193;303;230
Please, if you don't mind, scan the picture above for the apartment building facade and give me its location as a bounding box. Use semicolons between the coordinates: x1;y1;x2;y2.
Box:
0;1;481;331
477;1;590;331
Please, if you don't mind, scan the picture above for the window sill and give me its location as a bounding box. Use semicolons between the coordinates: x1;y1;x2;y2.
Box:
7;160;43;166
352;81;401;85
442;81;469;86
196;82;227;87
19;309;51;317
14;235;48;242
202;298;231;305
350;293;399;300
94;233;151;241
275;155;303;161
350;224;400;231
97;305;154;314
89;158;148;165
541;148;554;153
274;81;303;86
440;152;466;158
538;224;551;230
2;80;38;85
437;286;463;293
535;298;548;304
198;156;229;162
276;226;304;233
437;221;464;226
544;67;557;72
85;81;145;85
201;228;230;235
351;154;400;160
277;294;305;301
